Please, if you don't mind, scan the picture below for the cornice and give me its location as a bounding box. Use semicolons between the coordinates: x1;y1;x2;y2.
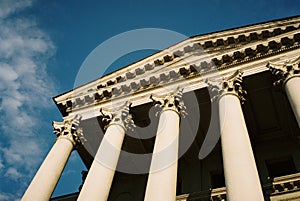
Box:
54;16;300;117
54;17;300;99
57;51;299;121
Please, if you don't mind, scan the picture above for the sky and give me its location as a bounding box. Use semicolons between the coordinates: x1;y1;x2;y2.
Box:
0;0;299;200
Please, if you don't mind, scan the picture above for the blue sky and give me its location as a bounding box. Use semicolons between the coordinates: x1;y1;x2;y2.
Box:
0;0;299;200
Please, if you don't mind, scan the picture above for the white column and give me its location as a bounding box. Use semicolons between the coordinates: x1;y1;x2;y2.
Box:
285;76;300;126
268;59;300;127
219;94;264;201
77;106;132;201
21;115;82;201
209;71;264;201
144;91;186;201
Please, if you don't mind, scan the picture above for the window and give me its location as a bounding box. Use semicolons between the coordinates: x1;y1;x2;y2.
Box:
210;171;225;189
266;156;297;178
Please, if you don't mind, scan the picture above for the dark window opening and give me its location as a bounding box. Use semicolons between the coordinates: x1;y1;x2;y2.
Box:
266;156;297;178
210;171;225;189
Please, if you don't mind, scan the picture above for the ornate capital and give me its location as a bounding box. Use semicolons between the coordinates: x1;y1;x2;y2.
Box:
207;71;247;102
267;57;300;87
150;88;187;118
52;114;84;146
99;102;135;131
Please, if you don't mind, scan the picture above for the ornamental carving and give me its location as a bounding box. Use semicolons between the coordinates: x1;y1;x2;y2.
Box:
99;102;135;131
267;56;300;87
150;88;187;118
207;71;247;102
52;114;85;145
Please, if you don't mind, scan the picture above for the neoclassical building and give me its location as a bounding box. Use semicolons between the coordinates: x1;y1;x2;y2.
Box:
22;16;300;201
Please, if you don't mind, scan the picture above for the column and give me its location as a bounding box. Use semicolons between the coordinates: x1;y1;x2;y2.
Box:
268;58;300;127
21;115;82;201
208;71;264;201
77;104;133;201
144;90;186;201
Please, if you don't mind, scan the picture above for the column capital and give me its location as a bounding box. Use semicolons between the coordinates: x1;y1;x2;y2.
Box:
99;102;135;131
267;56;300;87
52;114;84;146
150;88;187;117
207;71;247;103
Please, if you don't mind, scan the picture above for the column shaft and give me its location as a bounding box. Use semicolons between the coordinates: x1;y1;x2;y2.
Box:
77;124;125;201
21;137;74;201
144;109;180;201
285;77;300;127
219;94;264;201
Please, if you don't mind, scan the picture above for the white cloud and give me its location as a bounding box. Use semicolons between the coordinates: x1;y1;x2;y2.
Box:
0;0;57;199
4;167;22;180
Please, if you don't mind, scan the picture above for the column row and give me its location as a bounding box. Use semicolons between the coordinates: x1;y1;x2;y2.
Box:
22;59;300;201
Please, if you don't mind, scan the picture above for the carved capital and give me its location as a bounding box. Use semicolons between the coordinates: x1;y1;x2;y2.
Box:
52;114;85;146
267;57;300;87
150;88;187;118
100;102;135;131
207;71;247;102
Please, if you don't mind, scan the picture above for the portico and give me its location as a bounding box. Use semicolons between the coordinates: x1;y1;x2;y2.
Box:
22;16;300;201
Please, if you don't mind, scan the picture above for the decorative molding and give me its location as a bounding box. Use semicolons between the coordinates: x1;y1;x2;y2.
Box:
150;88;187;117
211;187;227;201
89;32;299;100
270;172;300;197
175;172;300;200
52;114;85;146
207;71;247;102
99;102;135;131
88;25;300;92
267;56;300;87
54;18;300;117
61;33;299;114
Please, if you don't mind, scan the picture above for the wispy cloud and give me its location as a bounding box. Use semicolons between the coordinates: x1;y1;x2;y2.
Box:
0;0;56;199
0;0;32;19
4;167;22;180
0;193;11;201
